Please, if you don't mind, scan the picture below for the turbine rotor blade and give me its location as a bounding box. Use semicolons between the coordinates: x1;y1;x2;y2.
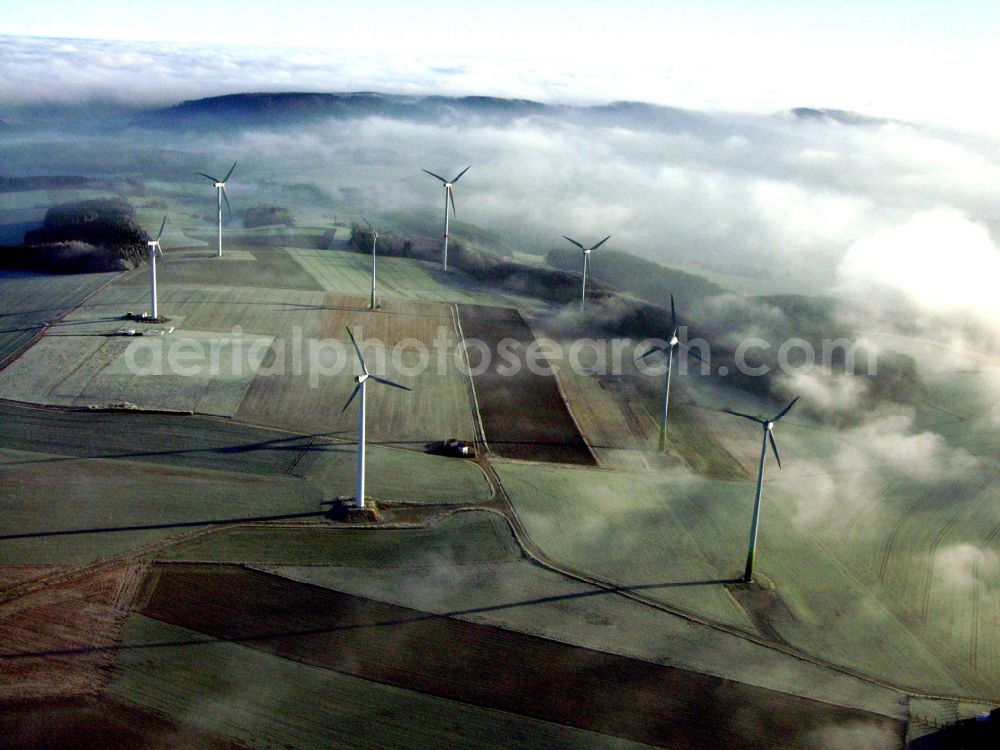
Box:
451;165;471;183
221;185;232;221
362;216;375;232
422;168;447;183
773;396;799;422
341;383;362;413
448;185;457;217
677;342;704;363
639;346;664;359
588;235;611;252
155;216;167;241
768;430;782;469
346;326;368;375
371;375;412;392
223;160;237;183
670;294;677;335
723;407;765;424
197;172;220;183
562;235;585;250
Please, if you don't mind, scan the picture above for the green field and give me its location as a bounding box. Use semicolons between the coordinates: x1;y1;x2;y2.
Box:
0;447;315;564
0;262;480;444
155;510;516;565
497;447;995;696
0;446;490;565
278;544;906;718
0;270;117;365
292;244;512;305
2;177;998;747
110;614;650;750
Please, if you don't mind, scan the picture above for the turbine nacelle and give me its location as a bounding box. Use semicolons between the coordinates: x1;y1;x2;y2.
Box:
423;167;470;222
563;235;612;254
146;216;167;257
668;333;679;347
355;372;369;385
199;162;237;222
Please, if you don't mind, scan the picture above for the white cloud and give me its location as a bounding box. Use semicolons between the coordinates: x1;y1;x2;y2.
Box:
854;413;979;481
837;208;1000;334
934;543;999;590
787;410;979;527
777;370;869;417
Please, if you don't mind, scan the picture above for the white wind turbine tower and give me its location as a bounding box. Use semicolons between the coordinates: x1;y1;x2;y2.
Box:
342;327;412;509
639;295;704;452
562;234;611;314
723;397;798;583
362;217;379;310
146;216;167;320
197;161;236;257
422;166;470;271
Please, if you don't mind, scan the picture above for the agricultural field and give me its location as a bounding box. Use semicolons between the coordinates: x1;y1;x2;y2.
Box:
497;434;998;697
127;564;904;749
0;563;144;700
290;240;535;307
1;189;997;749
547;344;748;477
0;448;316;564
0;270;117;366
155;510;515;565
1;695;248;750
277;533;908;718
109;614;654;750
459;304;595;464
0;406;489;566
120;245;325;291
0;257;480;445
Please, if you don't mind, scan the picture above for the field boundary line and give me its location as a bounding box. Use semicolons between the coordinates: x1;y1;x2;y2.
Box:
451;303;490;455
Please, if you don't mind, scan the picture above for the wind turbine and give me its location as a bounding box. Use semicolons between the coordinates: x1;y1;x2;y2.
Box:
342;327;411;509
146;216;167;320
723;397;799;583
362;217;379;310
562;234;611;314
422;166;470;271
638;294;704;452
197;161;236;257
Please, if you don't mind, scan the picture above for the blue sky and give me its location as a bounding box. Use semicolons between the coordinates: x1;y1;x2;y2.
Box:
0;1;996;128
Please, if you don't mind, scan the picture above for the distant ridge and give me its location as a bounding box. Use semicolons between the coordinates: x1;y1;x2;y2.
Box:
136;92;716;133
136;91;892;133
789;107;891;126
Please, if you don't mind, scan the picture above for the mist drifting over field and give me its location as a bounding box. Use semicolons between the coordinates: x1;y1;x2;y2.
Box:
3;35;997;487
3;29;1000;745
3;33;1000;316
1;34;997;466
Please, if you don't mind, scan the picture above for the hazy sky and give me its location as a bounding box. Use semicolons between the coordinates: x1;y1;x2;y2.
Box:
1;1;997;129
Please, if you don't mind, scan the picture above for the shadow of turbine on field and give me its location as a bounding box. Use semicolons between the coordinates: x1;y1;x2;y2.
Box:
0;510;329;541
0;430;352;469
0;576;740;661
